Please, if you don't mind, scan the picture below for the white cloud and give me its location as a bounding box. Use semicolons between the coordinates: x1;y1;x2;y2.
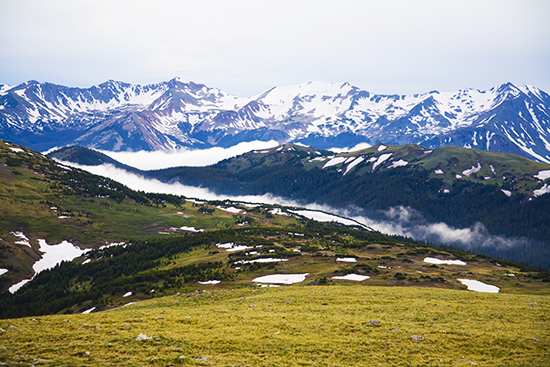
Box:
99;140;279;170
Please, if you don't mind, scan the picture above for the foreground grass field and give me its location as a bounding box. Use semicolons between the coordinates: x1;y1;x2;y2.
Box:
1;286;547;366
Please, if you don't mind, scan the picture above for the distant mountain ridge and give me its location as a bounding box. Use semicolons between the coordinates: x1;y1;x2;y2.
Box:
1;78;549;162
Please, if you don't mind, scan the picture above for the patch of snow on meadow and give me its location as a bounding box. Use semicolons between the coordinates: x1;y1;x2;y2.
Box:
534;170;550;180
9;279;31;293
434;169;444;175
252;273;309;285
462;163;482;177
372;153;392;171
33;239;86;274
377;145;387;152
236;258;288;264
123;291;132;297
9;239;86;293
225;245;253;252
179;226;202;232
270;208;289;216
216;206;242;214
198;280;221;285
323;157;347;169
11;232;31;247
388;159;408;169
0;269;7;276
424;257;466;266
457;279;499;293
501;189;512;197
534;184;550;197
9;147;24;153
82;259;91;265
82;307;96;314
332;274;370;281
216;242;234;249
336;257;357;263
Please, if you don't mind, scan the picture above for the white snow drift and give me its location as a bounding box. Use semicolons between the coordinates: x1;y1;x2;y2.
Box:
457;279;499;293
252;273;309;285
423;257;466;266
332;274;370;281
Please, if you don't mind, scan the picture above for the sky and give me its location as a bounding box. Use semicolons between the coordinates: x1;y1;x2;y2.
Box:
1;0;549;97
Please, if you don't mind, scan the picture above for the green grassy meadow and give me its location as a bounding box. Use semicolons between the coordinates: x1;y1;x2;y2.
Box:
0;286;548;366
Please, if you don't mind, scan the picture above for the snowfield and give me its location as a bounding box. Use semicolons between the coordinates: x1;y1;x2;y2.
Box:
534;170;550;180
336;257;357;263
8;239;86;293
332;274;370;281
462;163;482;177
457;279;499;293
424;257;466;266
11;231;31;247
534;184;550;197
235;258;288;264
252;273;309;285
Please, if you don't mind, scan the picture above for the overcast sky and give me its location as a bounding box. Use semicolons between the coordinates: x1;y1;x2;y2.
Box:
1;0;549;96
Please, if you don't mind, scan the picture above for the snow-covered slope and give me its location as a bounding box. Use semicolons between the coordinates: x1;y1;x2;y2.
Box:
1;79;549;162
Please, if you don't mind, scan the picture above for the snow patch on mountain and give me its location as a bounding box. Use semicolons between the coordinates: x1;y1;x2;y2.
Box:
462;163;482;177
344;156;365;175
388;159;408;169
535;170;550;180
534;184;550;197
372;153;392;171
323;157;347;169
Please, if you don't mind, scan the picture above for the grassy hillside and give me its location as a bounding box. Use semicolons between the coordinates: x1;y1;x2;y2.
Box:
0;286;548;366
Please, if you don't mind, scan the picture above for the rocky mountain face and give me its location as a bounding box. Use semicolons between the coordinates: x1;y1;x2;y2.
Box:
1;78;549;162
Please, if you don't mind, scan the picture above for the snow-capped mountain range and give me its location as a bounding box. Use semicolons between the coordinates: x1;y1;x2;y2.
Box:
1;78;549;162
